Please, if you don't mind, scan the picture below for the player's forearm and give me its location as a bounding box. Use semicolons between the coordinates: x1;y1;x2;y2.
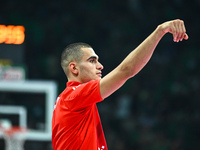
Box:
100;19;188;99
118;25;165;79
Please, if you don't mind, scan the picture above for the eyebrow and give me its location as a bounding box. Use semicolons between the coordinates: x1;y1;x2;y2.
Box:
86;56;98;61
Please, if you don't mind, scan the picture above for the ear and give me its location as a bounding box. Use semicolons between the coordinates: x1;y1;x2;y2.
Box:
69;62;79;75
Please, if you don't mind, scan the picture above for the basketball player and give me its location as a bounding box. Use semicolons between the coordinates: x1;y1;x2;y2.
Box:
52;19;188;150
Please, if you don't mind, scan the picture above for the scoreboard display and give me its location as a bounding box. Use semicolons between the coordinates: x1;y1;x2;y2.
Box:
0;25;26;80
0;25;25;64
0;25;25;45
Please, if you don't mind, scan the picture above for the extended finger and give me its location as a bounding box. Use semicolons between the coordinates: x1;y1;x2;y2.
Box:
181;21;187;40
174;19;184;42
177;20;184;42
171;21;177;42
179;20;186;41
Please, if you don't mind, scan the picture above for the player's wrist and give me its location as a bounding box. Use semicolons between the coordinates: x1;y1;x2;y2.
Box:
155;24;167;38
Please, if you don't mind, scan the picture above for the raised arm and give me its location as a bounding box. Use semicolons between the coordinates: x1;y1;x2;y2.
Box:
100;19;188;99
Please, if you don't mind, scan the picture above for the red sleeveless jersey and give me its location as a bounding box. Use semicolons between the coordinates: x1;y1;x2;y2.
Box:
52;79;107;150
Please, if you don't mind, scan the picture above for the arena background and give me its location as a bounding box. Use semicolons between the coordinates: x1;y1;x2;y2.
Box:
0;0;200;149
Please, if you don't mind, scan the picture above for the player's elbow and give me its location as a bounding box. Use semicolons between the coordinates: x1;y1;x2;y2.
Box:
118;65;139;79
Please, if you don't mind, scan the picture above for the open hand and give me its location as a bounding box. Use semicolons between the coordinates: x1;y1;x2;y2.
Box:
160;19;189;42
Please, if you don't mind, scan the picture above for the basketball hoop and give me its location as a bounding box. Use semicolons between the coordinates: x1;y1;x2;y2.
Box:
1;126;26;150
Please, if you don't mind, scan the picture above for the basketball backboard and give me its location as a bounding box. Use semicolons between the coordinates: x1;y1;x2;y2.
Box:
0;80;57;141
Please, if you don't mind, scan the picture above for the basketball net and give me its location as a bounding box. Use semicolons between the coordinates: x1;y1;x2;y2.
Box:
0;121;26;150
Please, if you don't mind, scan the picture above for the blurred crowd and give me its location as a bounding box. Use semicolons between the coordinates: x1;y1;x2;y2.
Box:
0;0;200;149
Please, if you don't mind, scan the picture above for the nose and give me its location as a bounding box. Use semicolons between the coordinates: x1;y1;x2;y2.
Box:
97;61;104;70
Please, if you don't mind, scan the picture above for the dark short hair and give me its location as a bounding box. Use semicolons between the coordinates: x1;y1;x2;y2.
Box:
61;42;92;75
